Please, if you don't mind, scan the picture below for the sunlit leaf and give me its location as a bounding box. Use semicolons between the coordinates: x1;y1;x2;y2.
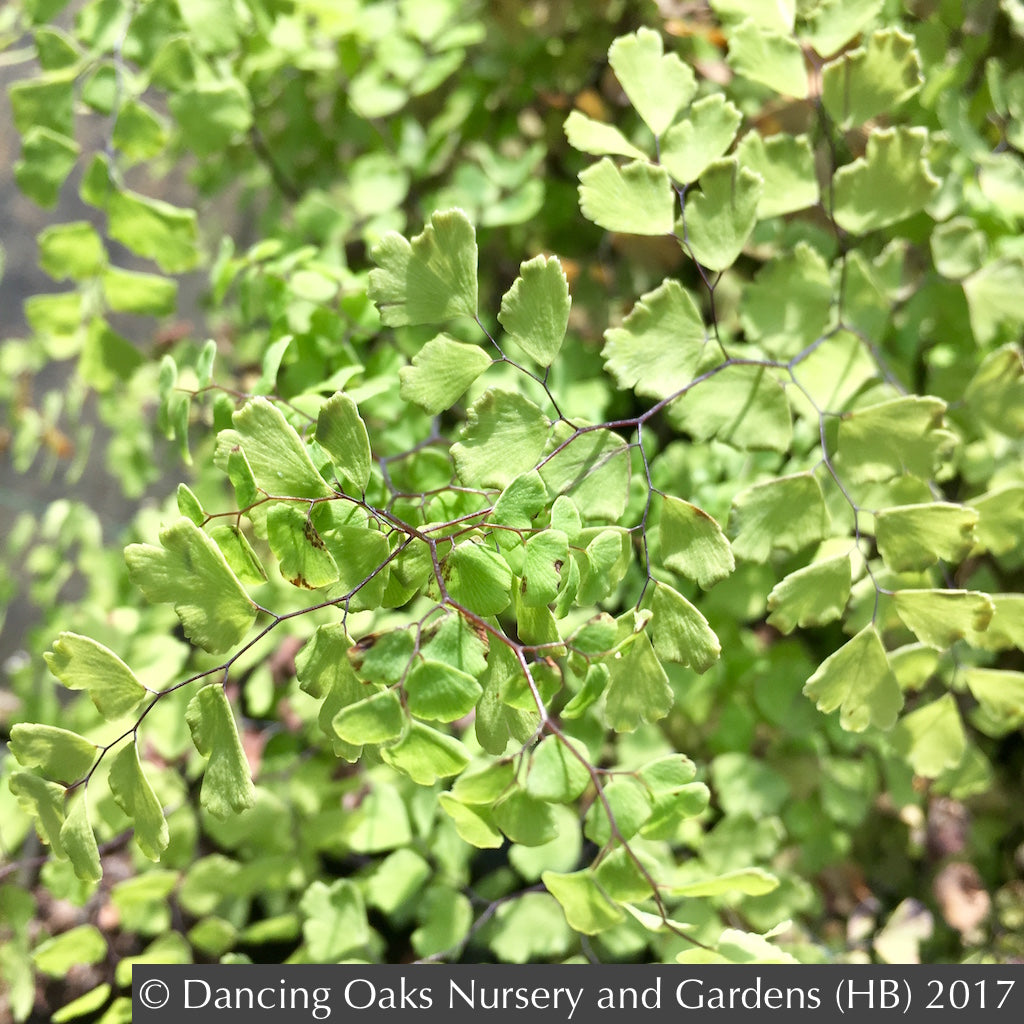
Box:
44;632;146;719
215;397;333;501
823;29;922;127
833;127;939;234
657;494;735;589
735;132;819;218
683;158;763;271
767;555;852;633
728;472;830;563
451;389;549;488
563;110;645;159
670;363;792;452
661;95;742;184
125;518;256;653
184;685;256;819
369;208;478;325
498;254;571;366
542;870;624;934
9;724;97;784
602;279;709;399
608;28;697;135
108;742;169;860
836;396;955;482
60;795;101;882
648;581;721;673
728;18;808;97
891;694;965;777
315;392;372;492
399;334;492;415
578;159;675;236
803;627;903;731
893;590;994;649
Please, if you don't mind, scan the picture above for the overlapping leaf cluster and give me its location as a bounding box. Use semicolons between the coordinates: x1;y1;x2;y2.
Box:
4;0;1024;1005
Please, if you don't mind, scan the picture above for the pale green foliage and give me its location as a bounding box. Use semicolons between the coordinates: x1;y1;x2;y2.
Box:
4;0;1024;986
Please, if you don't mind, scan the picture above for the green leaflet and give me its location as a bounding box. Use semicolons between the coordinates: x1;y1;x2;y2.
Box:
44;632;146;719
368;208;478;326
874;503;978;572
108;742;169;860
661;95;742;184
602;279;708;399
728;472;830;562
822;29;922;127
800;0;882;57
657;493;734;589
683;158;763;272
38;221;105;280
381;722;470;785
542;870;624;935
670;362;792;452
215;397;333;501
185;685;256;819
892;590;994;649
526;737;591;803
438;793;504;849
964;668;1024;726
405;659;482;722
539;424;631;522
492;471;548;531
835;396;955;482
584;777;652;844
963;259;1024;346
32;925;107;976
493;788;559;846
300;880;369;962
295;623;366;760
453;760;516;804
315;392;372;492
101;265;177;315
670;868;779;897
741;242;832;356
735;132;819;218
444;543;512;616
168;79;252;155
766;555;852;633
727;18;808;97
209;525;267;585
451;388;549;488
647;581;721;673
710;0;794;32
106;188;200;273
399;334;492;415
125;517;256;653
964;346;1024;437
522;530;569;607
9;723;97;784
60;795;101;882
112;98;169;162
968;594;1024;652
333;689;405;745
803;627;903;731
891;694;966;777
563;110;644;160
266;504;340;590
607;28;697;136
9;772;67;855
15;126;80;208
497;254;571;366
578;159;675;236
604;616;673;732
832;127;939;234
